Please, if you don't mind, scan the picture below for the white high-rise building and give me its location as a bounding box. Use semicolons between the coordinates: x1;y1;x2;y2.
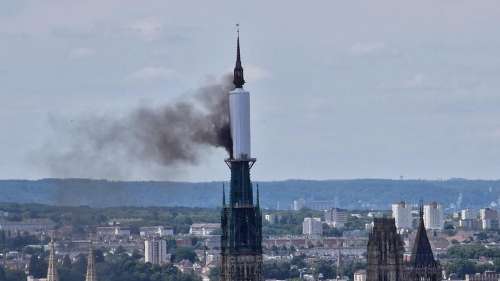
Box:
480;208;499;230
302;217;322;236
424;202;444;230
480;208;498;220
461;209;476;220
391;201;412;229
144;238;168;265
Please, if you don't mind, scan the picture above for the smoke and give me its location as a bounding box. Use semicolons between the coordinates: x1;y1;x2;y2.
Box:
38;74;234;179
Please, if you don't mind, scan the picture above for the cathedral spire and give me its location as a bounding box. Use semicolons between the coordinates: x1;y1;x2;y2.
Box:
233;25;245;88
410;201;437;267
47;239;59;281
85;241;97;281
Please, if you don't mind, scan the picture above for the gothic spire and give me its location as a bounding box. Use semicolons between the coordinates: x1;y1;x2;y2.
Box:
47;239;59;281
85;241;97;281
233;25;245;88
410;201;437;267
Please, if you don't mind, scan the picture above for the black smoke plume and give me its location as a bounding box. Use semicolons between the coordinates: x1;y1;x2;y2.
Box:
39;75;234;179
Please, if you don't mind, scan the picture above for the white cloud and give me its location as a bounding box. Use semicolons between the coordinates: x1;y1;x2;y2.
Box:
127;66;176;82
350;42;386;56
68;47;95;60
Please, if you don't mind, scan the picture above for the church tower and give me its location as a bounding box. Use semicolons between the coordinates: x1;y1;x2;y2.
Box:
46;240;59;281
366;218;404;281
220;29;263;281
406;204;442;281
85;241;98;281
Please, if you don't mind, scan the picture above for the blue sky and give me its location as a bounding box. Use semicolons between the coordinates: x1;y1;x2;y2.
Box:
1;0;500;181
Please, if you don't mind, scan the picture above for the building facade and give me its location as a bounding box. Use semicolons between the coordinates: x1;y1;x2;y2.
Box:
303;217;323;236
366;218;405;281
189;223;220;236
465;271;500;281
480;208;498;230
392;201;412;229
144;238;169;265
220;33;263;281
424;202;444;230
325;208;348;228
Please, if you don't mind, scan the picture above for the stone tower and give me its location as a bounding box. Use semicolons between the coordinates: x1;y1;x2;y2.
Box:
366;217;404;281
220;30;263;281
85;241;97;281
406;204;442;281
46;240;59;281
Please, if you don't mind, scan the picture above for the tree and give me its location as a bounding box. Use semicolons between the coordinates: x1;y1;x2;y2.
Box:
313;260;336;279
291;254;307;269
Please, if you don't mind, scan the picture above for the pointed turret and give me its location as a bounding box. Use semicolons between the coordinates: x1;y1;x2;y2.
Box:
85;241;97;281
233;27;245;88
410;202;437;267
46;239;59;281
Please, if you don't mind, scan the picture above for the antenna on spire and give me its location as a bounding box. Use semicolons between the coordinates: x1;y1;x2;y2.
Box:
236;23;240;36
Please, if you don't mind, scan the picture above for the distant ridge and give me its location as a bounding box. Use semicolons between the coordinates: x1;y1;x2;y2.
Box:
0;178;498;209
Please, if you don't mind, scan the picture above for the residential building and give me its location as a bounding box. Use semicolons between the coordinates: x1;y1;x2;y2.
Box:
461;209;476;220
302;217;322;236
139;226;174;237
480;208;498;230
482;219;499;230
0;219;55;235
325;208;348;228
424;202;444;230
480;208;498;220
465;271;500;281
354;270;367;281
392;201;412;229
144;238;169;265
307;200;336;211
96;226;130;240
264;214;280;224
189;223;220;236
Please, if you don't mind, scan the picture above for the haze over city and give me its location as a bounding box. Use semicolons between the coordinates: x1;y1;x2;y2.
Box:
2;0;500;181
